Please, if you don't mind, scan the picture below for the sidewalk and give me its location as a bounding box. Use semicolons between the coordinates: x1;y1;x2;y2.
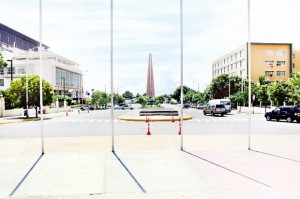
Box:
1;134;300;199
0;110;80;125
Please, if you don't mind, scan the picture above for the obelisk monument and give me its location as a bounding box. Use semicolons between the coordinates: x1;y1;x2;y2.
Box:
146;53;155;103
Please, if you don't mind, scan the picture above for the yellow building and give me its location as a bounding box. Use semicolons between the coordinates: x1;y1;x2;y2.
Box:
212;43;297;83
293;50;300;73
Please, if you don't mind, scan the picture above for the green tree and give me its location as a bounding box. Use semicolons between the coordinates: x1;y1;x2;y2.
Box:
192;92;206;104
230;90;248;106
267;81;290;106
91;91;109;109
172;86;193;102
55;95;72;106
4;75;54;117
253;75;269;106
205;74;242;99
0;51;8;68
289;71;300;87
115;94;125;105
154;95;164;106
138;96;148;107
122;91;133;99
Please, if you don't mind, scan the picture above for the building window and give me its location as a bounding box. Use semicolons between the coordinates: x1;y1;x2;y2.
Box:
276;61;286;66
265;71;274;77
265;51;274;56
293;54;295;59
277;51;286;56
7;67;15;74
0;79;4;86
0;68;4;75
276;71;285;76
241;49;245;58
293;63;295;68
17;67;26;74
265;61;274;66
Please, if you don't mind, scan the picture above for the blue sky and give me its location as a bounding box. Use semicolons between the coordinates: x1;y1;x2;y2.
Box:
1;0;300;96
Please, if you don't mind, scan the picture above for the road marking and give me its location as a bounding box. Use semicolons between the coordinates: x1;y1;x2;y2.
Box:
104;119;110;123
88;119;96;123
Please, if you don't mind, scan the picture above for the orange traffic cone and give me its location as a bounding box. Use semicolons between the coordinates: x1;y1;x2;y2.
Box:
178;117;181;135
147;118;151;135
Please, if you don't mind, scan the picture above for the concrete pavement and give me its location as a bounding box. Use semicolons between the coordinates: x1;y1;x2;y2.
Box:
1;134;300;199
1;111;300;198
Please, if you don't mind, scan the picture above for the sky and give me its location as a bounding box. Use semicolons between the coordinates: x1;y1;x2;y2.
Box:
1;0;300;96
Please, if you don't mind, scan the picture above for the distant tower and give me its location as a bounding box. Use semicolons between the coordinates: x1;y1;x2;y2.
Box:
146;53;155;100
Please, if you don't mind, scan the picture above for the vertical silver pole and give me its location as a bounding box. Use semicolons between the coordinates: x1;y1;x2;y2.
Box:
180;0;184;151
39;0;44;154
110;0;115;152
229;74;230;97
247;0;251;150
26;51;29;118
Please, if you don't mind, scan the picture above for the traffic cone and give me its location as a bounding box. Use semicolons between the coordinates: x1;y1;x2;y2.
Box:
178;117;181;135
147;118;151;135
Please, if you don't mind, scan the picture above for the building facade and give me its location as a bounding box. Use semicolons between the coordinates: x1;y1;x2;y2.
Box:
0;23;83;101
212;43;298;83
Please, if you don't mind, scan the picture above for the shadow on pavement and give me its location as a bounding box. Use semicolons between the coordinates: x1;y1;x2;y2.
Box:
250;149;300;163
9;153;44;196
112;152;146;193
182;150;272;188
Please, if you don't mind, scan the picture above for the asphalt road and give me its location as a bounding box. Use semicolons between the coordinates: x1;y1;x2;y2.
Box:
0;105;299;138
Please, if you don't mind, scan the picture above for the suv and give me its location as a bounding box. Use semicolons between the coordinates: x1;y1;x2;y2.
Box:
265;106;300;123
203;104;226;116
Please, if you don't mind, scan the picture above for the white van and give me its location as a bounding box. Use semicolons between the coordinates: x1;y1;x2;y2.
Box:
208;99;231;113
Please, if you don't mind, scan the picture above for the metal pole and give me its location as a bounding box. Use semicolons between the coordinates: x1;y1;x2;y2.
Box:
26;51;29;118
180;0;184;151
110;0;115;152
6;60;13;82
247;0;252;150
229;74;230;97
10;60;13;81
39;0;44;154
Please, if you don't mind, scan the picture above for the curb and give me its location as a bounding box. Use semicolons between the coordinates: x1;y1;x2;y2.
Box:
117;115;193;122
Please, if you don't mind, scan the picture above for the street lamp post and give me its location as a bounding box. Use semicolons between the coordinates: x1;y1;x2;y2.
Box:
6;60;13;82
61;77;66;107
25;52;29;118
228;74;231;98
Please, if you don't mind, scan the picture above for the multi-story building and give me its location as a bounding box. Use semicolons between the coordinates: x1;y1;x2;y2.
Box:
212;42;298;83
0;23;83;101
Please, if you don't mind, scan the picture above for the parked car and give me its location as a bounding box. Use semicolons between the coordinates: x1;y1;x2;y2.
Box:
80;105;94;111
121;104;134;110
113;104;134;110
183;103;190;109
264;106;300;123
203;104;226;116
196;104;206;109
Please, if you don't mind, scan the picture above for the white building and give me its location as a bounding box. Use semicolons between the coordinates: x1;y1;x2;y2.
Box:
0;23;84;101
